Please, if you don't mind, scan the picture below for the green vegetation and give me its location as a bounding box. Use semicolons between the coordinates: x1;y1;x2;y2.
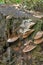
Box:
0;0;43;11
23;0;43;11
0;0;4;4
0;0;22;4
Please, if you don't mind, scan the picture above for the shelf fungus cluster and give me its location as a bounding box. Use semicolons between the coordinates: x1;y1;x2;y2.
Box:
34;31;43;44
6;19;36;52
6;19;43;53
23;31;43;53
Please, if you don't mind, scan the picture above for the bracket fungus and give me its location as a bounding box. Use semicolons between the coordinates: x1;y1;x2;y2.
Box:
23;44;36;53
7;35;20;43
22;29;34;39
34;38;43;44
34;31;43;40
34;31;43;44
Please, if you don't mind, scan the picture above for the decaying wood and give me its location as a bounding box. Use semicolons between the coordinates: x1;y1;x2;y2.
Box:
33;15;43;19
13;47;20;51
0;5;29;19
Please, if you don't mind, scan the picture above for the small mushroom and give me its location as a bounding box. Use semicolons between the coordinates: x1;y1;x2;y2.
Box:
34;31;43;40
34;38;43;44
6;15;13;20
23;45;36;53
24;40;33;46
